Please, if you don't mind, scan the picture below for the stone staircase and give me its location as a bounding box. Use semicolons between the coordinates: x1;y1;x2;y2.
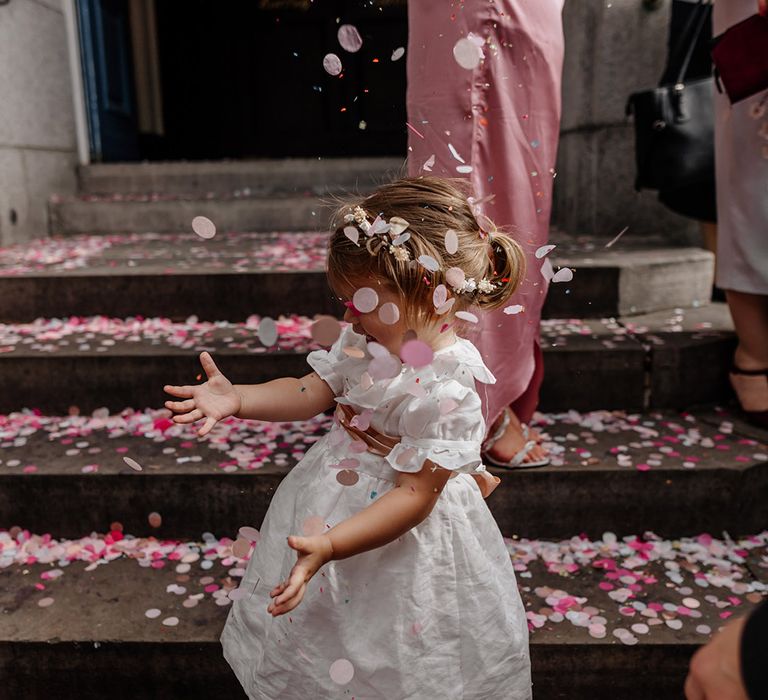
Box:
1;158;765;700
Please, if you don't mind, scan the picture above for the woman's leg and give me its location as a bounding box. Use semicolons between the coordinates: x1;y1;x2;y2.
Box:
727;290;768;412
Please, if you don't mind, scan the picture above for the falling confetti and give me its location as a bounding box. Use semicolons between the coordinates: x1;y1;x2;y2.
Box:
123;456;143;472
238;526;260;543
447;143;466;163
329;658;355;685
310;316;342;346
352;287;379;314
343;226;360;245
148;512;162;529
445;267;466;289
338;24;363;53
400;339;434;368
232;538;251;559
503;304;524;315
432;284;448;309
445;230;459;255
257;317;279;348
191;216;216;240
391;47;405;61
453;36;484;70
456;311;479;324
417;255;440;272
605;226;629;249
552;267;574;284
378;302;400;325
422;154;435;172
535;244;556;259
323;53;342;76
456;165;473;174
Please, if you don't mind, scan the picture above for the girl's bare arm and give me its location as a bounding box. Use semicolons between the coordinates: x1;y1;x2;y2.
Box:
235;371;336;422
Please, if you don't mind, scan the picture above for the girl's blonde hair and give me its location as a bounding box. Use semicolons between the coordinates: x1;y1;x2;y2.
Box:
327;176;526;327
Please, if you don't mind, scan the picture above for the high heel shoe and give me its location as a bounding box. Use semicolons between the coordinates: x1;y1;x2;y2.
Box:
729;364;768;429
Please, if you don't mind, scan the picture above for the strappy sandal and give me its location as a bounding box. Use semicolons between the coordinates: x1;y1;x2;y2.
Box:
482;408;550;469
729;364;768;429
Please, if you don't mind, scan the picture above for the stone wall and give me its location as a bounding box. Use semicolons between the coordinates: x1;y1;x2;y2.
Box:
552;0;700;242
0;0;77;246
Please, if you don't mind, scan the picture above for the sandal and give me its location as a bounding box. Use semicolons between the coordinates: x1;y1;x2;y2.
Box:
729;364;768;429
482;408;550;469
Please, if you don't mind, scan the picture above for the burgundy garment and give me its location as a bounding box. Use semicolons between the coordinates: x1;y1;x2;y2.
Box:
406;0;564;428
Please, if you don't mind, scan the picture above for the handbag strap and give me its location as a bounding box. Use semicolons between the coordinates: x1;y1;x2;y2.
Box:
662;0;712;86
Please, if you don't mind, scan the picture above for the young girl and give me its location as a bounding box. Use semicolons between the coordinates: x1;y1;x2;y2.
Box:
164;177;533;699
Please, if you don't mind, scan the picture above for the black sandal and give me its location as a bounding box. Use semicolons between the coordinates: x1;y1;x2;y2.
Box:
729;365;768;429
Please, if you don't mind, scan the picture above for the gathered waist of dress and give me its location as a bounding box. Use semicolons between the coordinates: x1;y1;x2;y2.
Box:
334;404;459;479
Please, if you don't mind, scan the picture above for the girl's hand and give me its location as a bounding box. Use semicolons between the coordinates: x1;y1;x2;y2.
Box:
163;352;242;437
472;471;501;499
267;535;334;617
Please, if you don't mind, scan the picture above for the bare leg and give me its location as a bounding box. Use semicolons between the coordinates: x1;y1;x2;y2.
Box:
726;289;768;411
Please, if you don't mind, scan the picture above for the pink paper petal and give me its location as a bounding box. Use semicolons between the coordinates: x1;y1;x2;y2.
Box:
503;304;524;315
352;287;379;313
343;226;359;245
417;255;440;272
445;230;459;254
552;267;574;284
445;267;466;288
535;244;556;259
432;284;448;309
338;24;363;53
455;310;479;324
310;316;342;346
191;216;216;239
378;302;400;325
323;53;342;76
400;339;434;368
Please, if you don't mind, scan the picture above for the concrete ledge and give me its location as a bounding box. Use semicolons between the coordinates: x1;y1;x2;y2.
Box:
77;157;405;195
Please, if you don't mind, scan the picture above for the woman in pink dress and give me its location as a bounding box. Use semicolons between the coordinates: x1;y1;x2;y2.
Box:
407;0;565;466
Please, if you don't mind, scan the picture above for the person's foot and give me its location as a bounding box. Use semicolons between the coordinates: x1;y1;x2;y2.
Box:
485;409;549;466
729;347;768;427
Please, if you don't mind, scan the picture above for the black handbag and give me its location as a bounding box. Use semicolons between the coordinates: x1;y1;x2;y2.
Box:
626;1;714;193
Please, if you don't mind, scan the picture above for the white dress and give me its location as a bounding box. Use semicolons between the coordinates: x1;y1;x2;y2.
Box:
220;327;532;699
714;0;768;294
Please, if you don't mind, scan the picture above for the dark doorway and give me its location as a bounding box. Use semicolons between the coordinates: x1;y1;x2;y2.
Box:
150;0;407;160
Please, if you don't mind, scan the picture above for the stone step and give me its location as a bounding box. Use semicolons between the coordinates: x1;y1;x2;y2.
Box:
78;158;404;197
1;406;765;539
0;529;764;699
77;157;405;196
0;307;738;414
0;232;714;323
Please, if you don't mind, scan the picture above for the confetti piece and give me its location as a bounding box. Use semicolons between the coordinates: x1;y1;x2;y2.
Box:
456;165;473;174
391;47;405;61
329;658;355;685
447;143;466;163
436;298;456;315
456;310;479;324
310;316;342;346
503;304;524;315
445;230;459;255
422;154;435;172
352;287;379;313
453;36;483;69
338;24;363;53
336;469;360;486
552;267;574;284
445;267;466;289
535;244;556;259
343;346;366;358
162;616;179;627
370;217;390;235
323;53;342;76
378;302;400;325
391;231;411;246
228;587;249;601
191;216;216;240
418;255;440;273
257;317;278;347
388;217;409;236
238;526;260;543
605;226;629;249
368;354;401;381
145;608;161;619
343;226;360;245
682;597;701;609
433;284;448;309
123;456;143;472
400;339;434;368
232;537;251;559
148;512;162;528
367;341;389;358
406;122;424;139
37;597;54;608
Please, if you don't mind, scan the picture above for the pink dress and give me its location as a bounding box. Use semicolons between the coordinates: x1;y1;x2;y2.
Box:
407;0;564;427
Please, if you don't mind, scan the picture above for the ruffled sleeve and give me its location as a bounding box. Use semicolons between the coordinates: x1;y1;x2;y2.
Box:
306;325;360;396
385;378;486;475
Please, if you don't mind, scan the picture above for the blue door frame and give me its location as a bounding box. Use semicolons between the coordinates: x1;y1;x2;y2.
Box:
77;0;140;162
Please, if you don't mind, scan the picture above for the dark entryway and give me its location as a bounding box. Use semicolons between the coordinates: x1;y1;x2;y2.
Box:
78;0;408;162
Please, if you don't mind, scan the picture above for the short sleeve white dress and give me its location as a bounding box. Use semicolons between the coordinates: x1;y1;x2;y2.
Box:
220;326;532;699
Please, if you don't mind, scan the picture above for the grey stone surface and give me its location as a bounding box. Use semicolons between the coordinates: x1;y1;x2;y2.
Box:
78;157;405;195
0;0;76;245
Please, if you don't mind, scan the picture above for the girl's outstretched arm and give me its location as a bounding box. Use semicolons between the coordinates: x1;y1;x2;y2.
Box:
268;460;453;615
164;352;336;436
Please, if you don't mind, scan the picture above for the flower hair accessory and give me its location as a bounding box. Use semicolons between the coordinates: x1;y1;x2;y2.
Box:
453;277;497;296
344;206;412;262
